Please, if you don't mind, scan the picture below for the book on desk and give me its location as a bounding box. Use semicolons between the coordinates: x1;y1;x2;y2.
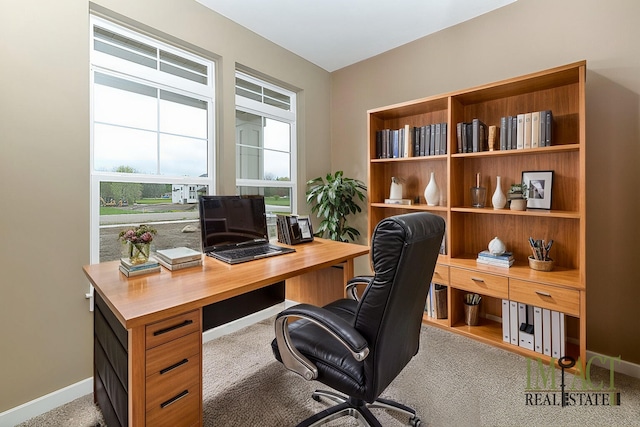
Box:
119;257;161;277
155;246;203;270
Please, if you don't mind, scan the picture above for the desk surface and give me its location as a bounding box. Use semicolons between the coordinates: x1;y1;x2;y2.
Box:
84;238;369;329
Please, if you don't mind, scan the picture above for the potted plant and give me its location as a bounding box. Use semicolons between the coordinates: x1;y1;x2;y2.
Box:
306;171;367;242
508;183;528;211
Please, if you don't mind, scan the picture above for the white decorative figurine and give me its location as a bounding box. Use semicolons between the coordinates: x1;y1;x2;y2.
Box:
488;236;506;255
389;177;403;200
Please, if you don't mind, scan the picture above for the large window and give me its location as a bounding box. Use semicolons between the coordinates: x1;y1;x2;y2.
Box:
235;72;297;238
91;16;215;262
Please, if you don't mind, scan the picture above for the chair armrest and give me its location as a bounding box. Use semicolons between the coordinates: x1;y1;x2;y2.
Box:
345;275;374;301
275;304;370;380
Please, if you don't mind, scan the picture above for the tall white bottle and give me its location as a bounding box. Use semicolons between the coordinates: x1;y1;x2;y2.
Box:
424;172;440;206
492;176;507;209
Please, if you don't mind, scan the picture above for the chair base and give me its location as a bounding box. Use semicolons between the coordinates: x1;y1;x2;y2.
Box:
297;390;422;427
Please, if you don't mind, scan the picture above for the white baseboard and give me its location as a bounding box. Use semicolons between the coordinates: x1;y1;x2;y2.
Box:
0;378;93;427
586;350;640;380
0;301;298;427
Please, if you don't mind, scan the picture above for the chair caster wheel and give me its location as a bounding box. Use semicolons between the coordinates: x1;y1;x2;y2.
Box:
312;394;322;402
410;416;421;427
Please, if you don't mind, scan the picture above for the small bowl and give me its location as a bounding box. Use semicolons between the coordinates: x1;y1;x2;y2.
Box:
528;256;554;272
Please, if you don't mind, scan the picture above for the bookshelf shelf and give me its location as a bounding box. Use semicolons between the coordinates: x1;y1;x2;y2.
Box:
367;61;587;370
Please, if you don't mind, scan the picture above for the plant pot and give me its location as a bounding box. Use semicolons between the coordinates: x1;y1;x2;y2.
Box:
510;199;527;211
528;256;554;272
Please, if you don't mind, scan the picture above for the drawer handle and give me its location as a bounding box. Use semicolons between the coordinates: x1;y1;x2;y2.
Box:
153;319;193;336
160;358;189;375
470;277;485;283
160;390;189;409
535;291;552;297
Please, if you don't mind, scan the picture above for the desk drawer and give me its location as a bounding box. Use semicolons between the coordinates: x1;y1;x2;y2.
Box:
510;279;580;316
146;310;200;349
450;267;508;299
146;381;200;427
432;264;449;285
146;332;201;377
146;351;200;412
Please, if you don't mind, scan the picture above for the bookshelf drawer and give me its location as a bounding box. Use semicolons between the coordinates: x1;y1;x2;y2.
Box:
432;264;449;285
509;279;580;316
450;267;508;299
146;310;200;349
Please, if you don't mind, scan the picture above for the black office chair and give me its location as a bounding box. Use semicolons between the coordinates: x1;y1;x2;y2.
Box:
272;212;445;427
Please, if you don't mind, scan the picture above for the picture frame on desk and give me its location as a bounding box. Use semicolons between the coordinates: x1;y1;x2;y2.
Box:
522;170;554;210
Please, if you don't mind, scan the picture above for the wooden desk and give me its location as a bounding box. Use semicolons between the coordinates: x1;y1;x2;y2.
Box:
84;238;369;427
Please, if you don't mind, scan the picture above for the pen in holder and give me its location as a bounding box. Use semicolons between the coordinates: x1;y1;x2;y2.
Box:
528;237;554;271
464;293;481;326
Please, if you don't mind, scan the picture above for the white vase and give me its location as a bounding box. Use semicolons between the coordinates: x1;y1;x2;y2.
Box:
424;172;440;206
492;176;507;209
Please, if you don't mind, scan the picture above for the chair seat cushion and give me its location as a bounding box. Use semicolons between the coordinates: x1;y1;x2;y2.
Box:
271;298;367;398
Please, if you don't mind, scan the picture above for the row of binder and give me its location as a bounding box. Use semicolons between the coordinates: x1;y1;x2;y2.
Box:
502;300;565;358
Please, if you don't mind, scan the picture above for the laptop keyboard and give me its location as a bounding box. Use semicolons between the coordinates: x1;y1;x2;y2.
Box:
220;245;279;259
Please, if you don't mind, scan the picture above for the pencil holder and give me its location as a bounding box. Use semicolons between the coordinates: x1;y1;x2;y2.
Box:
464;303;480;326
528;256;554;272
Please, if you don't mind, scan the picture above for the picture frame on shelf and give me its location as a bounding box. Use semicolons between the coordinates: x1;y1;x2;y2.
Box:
522;170;554;209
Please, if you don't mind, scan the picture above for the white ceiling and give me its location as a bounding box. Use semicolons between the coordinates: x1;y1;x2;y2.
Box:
197;0;517;72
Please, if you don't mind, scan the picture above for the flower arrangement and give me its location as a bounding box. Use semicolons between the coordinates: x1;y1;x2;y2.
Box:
119;224;157;264
118;224;157;244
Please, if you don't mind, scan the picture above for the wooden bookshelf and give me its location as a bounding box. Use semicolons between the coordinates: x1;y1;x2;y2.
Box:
367;61;586;369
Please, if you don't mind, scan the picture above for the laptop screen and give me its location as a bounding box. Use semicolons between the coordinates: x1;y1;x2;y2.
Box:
198;195;269;253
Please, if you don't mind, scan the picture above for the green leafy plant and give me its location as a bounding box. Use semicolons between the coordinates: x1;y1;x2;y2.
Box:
508;183;529;200
306;171;367;242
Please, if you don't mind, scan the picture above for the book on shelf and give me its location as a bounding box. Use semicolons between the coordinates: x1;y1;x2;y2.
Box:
471;118;487;152
510;115;518;149
157;257;202;271
384;198;413;205
531;111;540;148
376;122;449;158
476;257;514;267
155;247;202;265
497;110;552;151
523;112;532;149
477;250;514;260
499;116;508;151
516;114;525;149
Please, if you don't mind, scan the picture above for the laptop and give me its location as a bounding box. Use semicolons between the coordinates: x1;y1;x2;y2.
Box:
198;195;295;264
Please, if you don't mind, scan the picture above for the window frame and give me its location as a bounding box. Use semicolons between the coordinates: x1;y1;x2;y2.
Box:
90;15;216;263
235;71;297;215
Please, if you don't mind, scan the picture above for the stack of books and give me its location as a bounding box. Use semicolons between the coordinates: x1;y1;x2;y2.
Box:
119;257;161;277
155;247;202;271
476;250;514;268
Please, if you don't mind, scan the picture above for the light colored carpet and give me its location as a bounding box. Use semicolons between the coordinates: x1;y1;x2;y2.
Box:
18;318;640;426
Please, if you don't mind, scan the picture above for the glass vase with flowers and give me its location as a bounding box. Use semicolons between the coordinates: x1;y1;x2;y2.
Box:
118;224;157;265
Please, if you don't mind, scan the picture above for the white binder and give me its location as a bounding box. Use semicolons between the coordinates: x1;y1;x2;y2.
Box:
542;308;552;356
551;310;565;358
509;301;519;345
533;306;543;353
518;303;534;350
502;299;510;343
